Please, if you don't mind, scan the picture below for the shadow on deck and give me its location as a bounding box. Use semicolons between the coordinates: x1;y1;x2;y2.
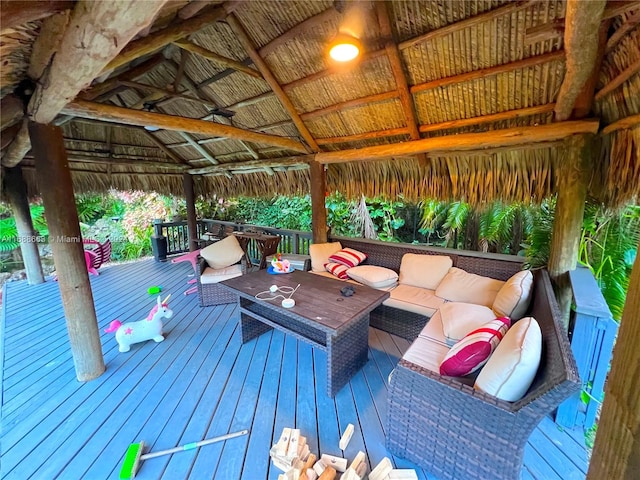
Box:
0;259;590;479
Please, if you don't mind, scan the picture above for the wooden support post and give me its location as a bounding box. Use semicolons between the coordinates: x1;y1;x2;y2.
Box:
548;134;593;328
587;244;640;480
28;122;105;381
183;173;198;251
2;166;45;284
309;160;328;244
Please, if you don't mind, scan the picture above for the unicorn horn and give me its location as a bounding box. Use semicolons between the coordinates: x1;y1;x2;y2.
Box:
162;294;171;304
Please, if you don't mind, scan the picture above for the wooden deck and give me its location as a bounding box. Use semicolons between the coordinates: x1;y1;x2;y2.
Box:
1;258;590;480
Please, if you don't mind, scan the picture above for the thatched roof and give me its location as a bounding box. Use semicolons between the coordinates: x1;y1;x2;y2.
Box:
1;0;639;206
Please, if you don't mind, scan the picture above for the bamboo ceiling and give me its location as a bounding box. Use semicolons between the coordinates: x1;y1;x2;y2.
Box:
1;0;639;206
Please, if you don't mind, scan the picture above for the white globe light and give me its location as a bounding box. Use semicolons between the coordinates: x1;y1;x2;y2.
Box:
329;42;360;62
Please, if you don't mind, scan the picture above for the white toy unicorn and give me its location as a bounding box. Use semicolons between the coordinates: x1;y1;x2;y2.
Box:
105;295;173;352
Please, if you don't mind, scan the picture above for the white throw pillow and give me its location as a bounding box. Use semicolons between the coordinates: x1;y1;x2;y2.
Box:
347;265;398;289
439;302;498;345
474;316;542;402
309;242;342;272
200;235;245;270
398;254;453;290
435;267;505;307
492;270;534;319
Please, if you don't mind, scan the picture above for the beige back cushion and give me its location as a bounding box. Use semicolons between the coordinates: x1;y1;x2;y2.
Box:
399;254;453;290
309;242;342;272
435;267;505;307
200;235;245;269
492;270;534;319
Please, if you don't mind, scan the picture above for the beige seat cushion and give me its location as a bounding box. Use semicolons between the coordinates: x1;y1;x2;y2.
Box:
309;242;343;272
402;333;451;374
439;301;498;345
399;253;453;290
435;267;505;307
200;264;243;284
200;235;245;269
418;310;448;343
492;270;534;319
383;284;445;317
347;265;398;289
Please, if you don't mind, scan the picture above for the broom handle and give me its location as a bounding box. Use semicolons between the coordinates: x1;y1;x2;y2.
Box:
141;429;249;460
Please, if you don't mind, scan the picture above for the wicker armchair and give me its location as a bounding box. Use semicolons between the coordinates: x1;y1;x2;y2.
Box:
385;269;580;480
197;257;247;306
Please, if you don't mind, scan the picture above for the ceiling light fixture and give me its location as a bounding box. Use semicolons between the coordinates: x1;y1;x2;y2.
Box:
142;102;160;131
328;33;362;62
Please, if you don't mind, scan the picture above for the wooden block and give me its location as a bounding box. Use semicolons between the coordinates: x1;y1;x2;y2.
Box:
320;454;347;472
298;444;310;461
273;457;292;472
355;462;366;478
349;451;366;472
287;429;301;458
340;469;361;480
305;468;318;480
276;428;292;457
313;460;325;476
303;453;317;470
388;469;419;479
339;423;355;450
299;455;317;480
369;457;393;480
318;466;337;480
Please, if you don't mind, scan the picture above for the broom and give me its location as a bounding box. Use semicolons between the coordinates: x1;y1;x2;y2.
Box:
119;429;249;479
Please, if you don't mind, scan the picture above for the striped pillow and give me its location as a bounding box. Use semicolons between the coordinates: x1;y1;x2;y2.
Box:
439;317;511;377
328;248;367;268
325;262;349;280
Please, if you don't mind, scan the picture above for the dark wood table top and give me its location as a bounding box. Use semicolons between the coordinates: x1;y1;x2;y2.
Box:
220;270;389;331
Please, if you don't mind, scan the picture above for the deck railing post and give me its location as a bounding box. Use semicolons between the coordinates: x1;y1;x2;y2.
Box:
151;219;168;262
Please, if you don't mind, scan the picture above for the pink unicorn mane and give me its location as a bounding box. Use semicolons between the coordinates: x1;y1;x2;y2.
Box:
147;302;169;320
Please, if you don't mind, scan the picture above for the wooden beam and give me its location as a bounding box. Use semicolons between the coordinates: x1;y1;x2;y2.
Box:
0;0;73;29
226;91;275;110
81;54;166;101
594;58;640;101
524;19;565;46
196;58;254;89
25;153;187;170
226;13;318;152
554;0;607;121
27;9;71;81
120;80;219;110
258;6;339;58
314;120;600;164
1;94;24;130
399;0;536;50
28;1;166;125
1;121;31;167
174;48;188;92
419;104;557;132
179;132;219;164
178;0;212;20
142;129;190;165
602;1;640;20
174;39;263;79
183;173;198;251
28;121;105;381
300;91;399;121
101;3;232;74
62;100;309;153
316;127;410;145
587;243;640;480
309;160;328;243
605;11;640;54
601;114;640;135
411;50;565;95
0;123;22;150
188;155;307;175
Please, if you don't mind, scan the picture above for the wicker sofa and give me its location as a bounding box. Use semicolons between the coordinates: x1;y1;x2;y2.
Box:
327;236;581;480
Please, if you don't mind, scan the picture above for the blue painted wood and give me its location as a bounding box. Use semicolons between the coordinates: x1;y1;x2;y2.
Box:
1;258;591;480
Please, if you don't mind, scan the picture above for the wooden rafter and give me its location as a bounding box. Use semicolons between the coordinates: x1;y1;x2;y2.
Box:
316;127;411;146
601;113;640;135
226;91;275;110
300;91;399;121
602;1;640;20
120;80;219;110
0;0;73;30
101;3;237;75
594;58;640;101
23;154;187;171
196;58;254;89
179;132;219;165
188;156;306;175
27;9;71;81
174;48;188;92
606;11;640;54
173;39;263;79
62;100;309;153
554;0;607;121
1;95;24;130
313;120;600;164
226;13;318;152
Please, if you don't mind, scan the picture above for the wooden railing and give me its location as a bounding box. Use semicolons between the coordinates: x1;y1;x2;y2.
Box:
151;219;312;263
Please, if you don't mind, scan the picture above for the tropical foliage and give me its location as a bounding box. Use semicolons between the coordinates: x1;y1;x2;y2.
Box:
0;205;48;252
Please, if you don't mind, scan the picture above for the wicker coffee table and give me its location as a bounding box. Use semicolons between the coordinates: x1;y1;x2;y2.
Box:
220;270;389;396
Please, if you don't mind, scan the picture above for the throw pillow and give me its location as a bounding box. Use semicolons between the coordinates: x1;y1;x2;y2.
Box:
435;267;505;307
492;270;534;319
325;262;349;280
329;248;368;268
398;253;453;290
474;316;542;402
439;317;511;377
200;235;245;270
309;242;342;272
347;265;398;289
439;302;498;345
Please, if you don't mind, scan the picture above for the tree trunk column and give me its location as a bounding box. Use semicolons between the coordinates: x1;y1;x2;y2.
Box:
548;134;592;328
29;121;105;381
587;243;640;480
3;166;45;284
309;160;328;244
183;173;198;252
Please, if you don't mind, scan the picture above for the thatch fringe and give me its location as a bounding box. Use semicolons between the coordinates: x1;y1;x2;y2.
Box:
196;169;311;199
596;127;640;208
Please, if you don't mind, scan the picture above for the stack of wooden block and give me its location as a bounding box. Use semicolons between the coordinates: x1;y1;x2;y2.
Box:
270;428;315;479
369;457;419;480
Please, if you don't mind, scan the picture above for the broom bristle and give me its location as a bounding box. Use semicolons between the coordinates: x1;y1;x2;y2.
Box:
119;441;144;479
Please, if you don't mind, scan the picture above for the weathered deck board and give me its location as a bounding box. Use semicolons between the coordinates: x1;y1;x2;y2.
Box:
1;258;590;480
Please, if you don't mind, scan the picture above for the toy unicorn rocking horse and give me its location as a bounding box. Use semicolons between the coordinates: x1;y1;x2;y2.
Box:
105;295;173;352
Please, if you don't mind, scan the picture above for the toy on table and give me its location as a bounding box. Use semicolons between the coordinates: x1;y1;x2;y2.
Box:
147;286;162;295
268;253;292;274
104;295;172;353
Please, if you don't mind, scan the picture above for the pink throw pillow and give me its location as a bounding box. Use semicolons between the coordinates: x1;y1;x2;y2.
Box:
325;262;349;280
439;317;511;377
328;248;367;268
